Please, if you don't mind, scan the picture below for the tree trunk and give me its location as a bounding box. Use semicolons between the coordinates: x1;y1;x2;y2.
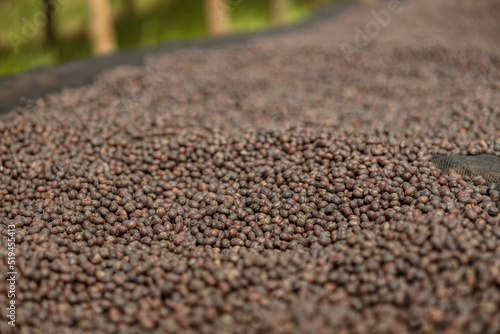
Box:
43;0;55;46
87;0;117;56
270;0;287;26
204;0;229;36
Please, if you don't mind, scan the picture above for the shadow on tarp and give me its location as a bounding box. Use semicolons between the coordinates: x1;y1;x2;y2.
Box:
0;1;356;115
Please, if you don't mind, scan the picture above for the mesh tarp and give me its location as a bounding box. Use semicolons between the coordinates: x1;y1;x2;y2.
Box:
431;154;500;189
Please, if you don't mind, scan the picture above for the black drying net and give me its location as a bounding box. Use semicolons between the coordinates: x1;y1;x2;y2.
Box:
431;154;500;189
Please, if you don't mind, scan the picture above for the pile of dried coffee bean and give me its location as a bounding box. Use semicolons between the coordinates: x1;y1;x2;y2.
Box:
1;0;499;333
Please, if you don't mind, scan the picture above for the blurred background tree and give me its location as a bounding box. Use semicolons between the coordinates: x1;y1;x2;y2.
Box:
87;0;118;55
0;0;339;77
204;0;229;36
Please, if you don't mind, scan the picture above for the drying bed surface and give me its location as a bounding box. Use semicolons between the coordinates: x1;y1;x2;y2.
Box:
1;0;500;333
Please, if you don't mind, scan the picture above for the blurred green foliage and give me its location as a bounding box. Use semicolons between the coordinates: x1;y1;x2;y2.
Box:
0;0;336;77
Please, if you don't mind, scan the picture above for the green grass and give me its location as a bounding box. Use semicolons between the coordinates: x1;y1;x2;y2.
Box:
0;0;337;77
